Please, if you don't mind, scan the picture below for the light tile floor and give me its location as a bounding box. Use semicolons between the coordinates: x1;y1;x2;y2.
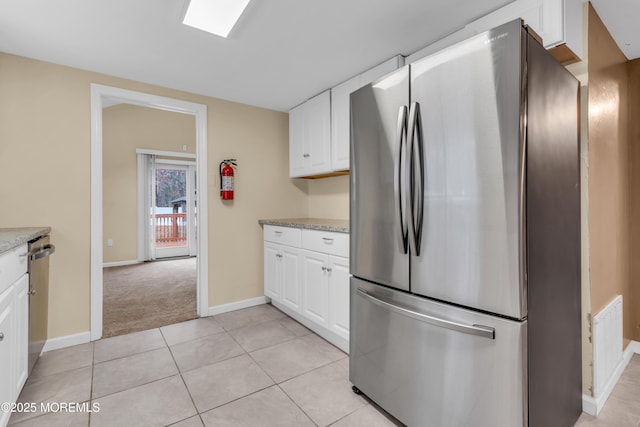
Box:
574;354;640;427
8;304;400;427
8;303;639;427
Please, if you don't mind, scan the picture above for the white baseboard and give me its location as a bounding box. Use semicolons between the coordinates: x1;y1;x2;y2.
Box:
583;340;640;416
40;297;268;352
103;260;140;268
206;296;268;316
629;340;640;354
42;331;91;352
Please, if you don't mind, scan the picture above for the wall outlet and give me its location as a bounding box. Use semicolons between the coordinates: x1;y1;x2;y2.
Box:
182;144;188;152
107;239;113;247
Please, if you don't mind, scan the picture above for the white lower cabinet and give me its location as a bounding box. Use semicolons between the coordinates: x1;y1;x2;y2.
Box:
328;256;350;342
14;274;29;397
0;244;29;427
263;225;350;353
264;240;302;312
302;250;329;327
264;242;281;301
280;246;302;312
301;251;351;341
0;285;15;427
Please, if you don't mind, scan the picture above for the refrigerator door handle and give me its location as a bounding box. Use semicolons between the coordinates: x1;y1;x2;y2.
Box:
407;102;424;256
357;287;495;339
394;105;409;254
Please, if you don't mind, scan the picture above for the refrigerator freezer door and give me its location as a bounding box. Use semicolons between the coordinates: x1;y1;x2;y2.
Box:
350;277;526;427
350;67;410;291
410;20;526;319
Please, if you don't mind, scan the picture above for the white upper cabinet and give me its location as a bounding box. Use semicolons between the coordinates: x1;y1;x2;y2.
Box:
331;55;404;171
288;104;306;177
289;56;404;178
289;90;331;178
407;0;583;65
330;75;360;172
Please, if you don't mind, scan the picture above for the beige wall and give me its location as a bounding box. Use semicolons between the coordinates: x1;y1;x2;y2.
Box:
306;175;349;220
103;104;196;263
587;5;633;344
0;52;308;339
629;59;640;342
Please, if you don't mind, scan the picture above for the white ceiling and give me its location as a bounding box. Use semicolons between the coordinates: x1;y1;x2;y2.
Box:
1;1;636;112
590;0;640;60
0;0;514;112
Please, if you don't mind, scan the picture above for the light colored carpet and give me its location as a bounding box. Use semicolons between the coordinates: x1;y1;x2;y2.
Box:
103;258;197;338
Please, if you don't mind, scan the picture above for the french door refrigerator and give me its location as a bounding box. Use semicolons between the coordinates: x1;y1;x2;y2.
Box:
349;19;581;427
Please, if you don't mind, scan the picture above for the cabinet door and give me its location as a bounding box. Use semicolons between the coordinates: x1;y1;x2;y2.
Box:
302;250;329;327
328;256;350;340
0;286;14;427
281;246;302;312
331;76;360;171
264;242;281;301
468;0;561;47
304;90;332;175
289;104;306;177
15;274;29;395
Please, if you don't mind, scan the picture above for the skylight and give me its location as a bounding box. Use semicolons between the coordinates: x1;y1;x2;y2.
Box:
182;0;252;38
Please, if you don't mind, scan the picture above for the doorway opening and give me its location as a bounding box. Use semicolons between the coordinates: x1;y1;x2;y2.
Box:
91;84;209;341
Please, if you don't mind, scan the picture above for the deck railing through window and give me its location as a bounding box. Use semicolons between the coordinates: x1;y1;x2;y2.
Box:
155;213;187;246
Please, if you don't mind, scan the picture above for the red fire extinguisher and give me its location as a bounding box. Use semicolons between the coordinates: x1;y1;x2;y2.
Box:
220;159;237;200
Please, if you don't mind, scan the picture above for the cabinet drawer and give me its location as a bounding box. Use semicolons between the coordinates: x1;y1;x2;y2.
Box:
0;244;28;295
302;230;349;257
264;225;302;247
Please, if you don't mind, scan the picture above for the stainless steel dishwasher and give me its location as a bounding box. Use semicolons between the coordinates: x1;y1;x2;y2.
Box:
28;235;55;374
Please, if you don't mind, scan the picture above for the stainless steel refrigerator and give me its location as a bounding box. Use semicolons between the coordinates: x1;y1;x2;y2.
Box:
349;19;581;427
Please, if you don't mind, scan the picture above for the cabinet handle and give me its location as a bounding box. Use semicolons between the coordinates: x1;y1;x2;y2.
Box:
0;332;4;341
19;252;28;258
303;154;310;158
28;289;36;296
321;237;334;244
274;231;283;236
326;267;332;273
321;266;327;272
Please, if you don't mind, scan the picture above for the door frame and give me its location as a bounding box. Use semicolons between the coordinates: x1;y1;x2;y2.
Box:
90;83;209;341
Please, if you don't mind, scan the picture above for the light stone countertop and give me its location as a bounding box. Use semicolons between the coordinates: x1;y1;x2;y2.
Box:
0;227;51;254
258;218;349;234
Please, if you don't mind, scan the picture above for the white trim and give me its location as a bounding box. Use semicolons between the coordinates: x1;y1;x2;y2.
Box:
153;163;192;259
136;148;196;159
103;260;140;268
155;158;196;166
207;296;269;316
91;83;209;341
136;153;148;262
582;394;597;417
42;331;91;352
583;340;640;416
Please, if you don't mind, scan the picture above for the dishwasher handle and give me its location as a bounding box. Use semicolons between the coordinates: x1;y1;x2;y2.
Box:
29;244;56;261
